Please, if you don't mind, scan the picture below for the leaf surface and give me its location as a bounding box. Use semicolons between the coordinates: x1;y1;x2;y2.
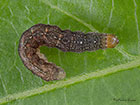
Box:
0;0;140;105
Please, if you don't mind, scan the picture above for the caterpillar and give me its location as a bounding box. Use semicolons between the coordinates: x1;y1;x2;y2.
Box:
18;24;119;81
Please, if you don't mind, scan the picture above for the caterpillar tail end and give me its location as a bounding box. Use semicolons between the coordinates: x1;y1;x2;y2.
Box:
56;69;66;80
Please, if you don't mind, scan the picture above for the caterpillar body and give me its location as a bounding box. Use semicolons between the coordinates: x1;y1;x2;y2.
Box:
18;24;119;81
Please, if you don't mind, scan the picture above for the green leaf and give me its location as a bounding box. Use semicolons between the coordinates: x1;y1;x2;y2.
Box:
0;0;140;105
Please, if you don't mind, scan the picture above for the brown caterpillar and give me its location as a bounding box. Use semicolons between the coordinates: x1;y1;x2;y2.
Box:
18;24;119;81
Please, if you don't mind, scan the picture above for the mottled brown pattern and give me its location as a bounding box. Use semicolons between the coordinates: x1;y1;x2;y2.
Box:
18;24;119;81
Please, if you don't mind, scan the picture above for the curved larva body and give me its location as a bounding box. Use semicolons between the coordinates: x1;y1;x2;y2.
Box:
18;24;119;81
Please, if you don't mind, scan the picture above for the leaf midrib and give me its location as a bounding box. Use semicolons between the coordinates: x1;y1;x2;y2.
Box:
0;56;140;104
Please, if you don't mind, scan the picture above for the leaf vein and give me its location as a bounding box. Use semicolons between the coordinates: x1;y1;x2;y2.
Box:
42;0;97;32
0;56;140;104
133;0;140;53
